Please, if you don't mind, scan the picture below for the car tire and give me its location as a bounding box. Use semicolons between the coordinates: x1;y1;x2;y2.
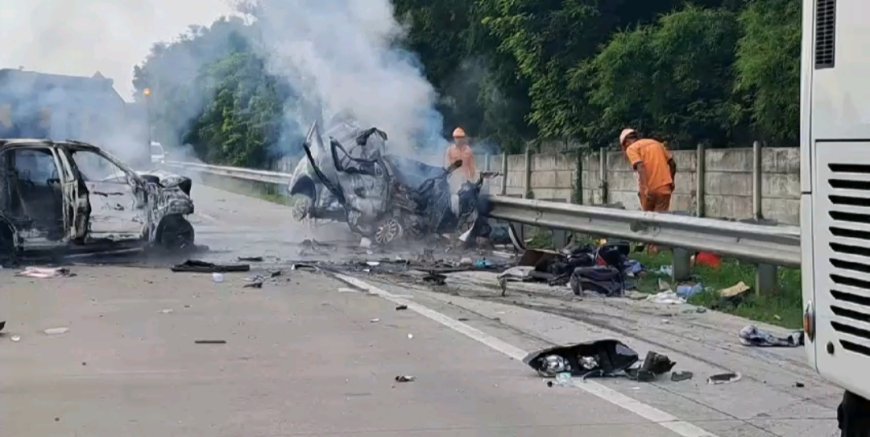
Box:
157;215;195;251
291;195;314;221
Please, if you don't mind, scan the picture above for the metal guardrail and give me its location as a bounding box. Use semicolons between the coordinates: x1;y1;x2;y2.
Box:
165;160;292;185
166;160;801;270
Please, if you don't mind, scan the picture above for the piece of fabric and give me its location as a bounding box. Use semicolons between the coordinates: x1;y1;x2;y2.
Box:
739;324;804;347
625;139;674;194
445;143;478;182
570;266;624;296
641;191;672;212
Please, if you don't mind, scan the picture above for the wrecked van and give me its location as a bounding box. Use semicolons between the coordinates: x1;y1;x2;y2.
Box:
0;139;195;261
300;126;491;245
288;120;386;222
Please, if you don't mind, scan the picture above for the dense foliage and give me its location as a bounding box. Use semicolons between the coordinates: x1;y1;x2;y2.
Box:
133;0;801;167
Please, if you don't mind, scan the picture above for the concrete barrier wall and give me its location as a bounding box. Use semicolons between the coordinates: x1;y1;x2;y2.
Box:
479;146;800;225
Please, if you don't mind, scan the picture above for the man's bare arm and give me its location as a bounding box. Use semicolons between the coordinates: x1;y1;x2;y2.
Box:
635;162;649;194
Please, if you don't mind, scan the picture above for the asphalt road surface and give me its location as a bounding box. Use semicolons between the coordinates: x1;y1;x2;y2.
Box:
0;184;842;436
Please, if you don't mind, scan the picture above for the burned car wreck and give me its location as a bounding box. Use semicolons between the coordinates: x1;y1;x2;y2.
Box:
299;125;492;246
0;139;195;261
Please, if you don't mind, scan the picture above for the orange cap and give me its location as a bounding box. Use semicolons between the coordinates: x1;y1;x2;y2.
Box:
452;127;467;138
619;128;637;146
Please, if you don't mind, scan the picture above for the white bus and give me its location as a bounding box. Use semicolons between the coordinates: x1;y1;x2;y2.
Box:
802;0;870;431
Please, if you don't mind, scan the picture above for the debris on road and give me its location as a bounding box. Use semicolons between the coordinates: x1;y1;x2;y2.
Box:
720;281;751;299
795;382;805;388
407;333;414;339
739;325;803;347
554;372;573;387
212;273;225;283
370;318;380;323
646;291;686;305
570;266;624;297
395;375;415;382
43;327;69;335
300;239;335;256
0;320;4;332
628;351;677;382
422;272;447;286
524;340;639;378
238;256;264;262
671;371;694;382
244;281;264;289
708;372;742;384
291;263;317;271
172;260;250;273
194;340;227;344
395;305;408;311
17;266;73;279
338;287;358;293
160;309;174;314
270;270;283;278
497;266;534;283
10;335;21;342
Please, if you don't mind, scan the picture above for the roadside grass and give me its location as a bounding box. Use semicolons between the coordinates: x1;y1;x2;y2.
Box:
631;250;803;329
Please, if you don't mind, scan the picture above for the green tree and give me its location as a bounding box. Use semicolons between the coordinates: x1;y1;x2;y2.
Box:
734;0;801;146
581;6;742;148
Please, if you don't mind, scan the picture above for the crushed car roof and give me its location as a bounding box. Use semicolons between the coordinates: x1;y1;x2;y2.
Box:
0;139;103;150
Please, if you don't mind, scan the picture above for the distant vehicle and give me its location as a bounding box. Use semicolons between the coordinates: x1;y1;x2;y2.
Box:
150;141;166;164
801;0;870;431
0;139;195;262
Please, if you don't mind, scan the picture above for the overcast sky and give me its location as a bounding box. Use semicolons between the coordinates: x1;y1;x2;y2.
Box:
0;0;236;100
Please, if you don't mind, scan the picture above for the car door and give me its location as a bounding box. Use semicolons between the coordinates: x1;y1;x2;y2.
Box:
54;148;88;240
0;146;67;248
66;148;147;241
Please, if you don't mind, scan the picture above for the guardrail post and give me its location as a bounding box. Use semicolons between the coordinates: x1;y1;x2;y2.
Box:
753;140;763;220
599;149;608;204
696;143;706;217
500;152;508;195
672;248;692;282
523;146;532;199
756;263;778;295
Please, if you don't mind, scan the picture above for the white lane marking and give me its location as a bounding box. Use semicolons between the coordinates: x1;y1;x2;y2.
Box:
336;274;719;437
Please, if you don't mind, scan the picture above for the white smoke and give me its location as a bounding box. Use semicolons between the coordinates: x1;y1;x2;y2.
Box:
0;0;235;99
240;0;447;156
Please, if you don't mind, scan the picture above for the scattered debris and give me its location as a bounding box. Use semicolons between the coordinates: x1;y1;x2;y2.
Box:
708;372;742;385
395;305;408;311
795;382;805;388
291;263;317;271
194;340;227;344
695;252;722;269
498;266;534;283
720;281;751;299
395;375;415;382
212;273;225;283
524;340;639;378
17;266;73;279
407;333;414;339
646;291;686;305
270;270;282;278
695;307;708;314
671;371;694;382
338;287;358;293
366;261;381;267
370;318;380;323
359;237;372;249
10;335;20;342
625;290;648;300
172;260;250;273
676;283;705;300
570;266;624;297
554;372;574;387
739;325;803;347
474;258;493;269
457;318;470;322
43;327;69;335
0;320;4;332
459;257;473;265
422;272;447;286
628;351;676;382
238;256;264;262
160;309;174;314
655;265;674;277
244;281;264;289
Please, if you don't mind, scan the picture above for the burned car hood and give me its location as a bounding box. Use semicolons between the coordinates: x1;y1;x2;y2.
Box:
136;169;192;196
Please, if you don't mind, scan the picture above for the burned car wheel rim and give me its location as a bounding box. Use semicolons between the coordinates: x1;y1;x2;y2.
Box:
375;219;402;245
158;216;195;250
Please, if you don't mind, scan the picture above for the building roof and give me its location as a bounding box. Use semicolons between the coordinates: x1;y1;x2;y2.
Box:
0;69;123;102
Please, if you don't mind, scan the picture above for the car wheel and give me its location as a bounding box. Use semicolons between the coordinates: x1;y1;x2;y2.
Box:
375;218;403;245
157;216;195;251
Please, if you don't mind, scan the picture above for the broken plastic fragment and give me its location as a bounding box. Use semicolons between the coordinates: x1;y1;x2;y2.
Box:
160;309;173;314
707;372;741;384
44;327;69;335
10;335;21;342
555;372;573;387
212;273;225;283
395;375;415;382
671;371;694;382
370;318;380;323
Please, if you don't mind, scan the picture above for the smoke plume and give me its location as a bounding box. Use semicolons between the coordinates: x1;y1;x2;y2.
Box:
239;0;447;158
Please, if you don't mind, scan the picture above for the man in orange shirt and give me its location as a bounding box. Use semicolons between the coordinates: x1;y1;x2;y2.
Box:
445;127;477;183
619;128;676;212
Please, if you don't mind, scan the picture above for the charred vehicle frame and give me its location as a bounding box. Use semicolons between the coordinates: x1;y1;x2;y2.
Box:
299;126;493;246
0;139;195;261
